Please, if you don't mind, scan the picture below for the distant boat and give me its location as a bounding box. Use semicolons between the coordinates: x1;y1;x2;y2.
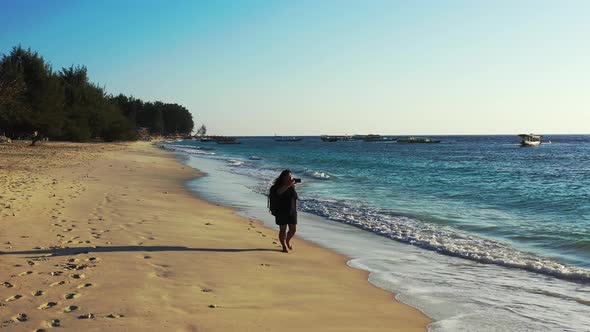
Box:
320;135;352;142
518;134;542;147
215;136;241;144
274;136;303;142
198;136;216;142
216;140;241;145
397;137;441;144
362;134;396;142
363;134;382;142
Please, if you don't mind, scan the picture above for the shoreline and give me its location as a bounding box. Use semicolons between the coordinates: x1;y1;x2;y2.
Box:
0;141;431;331
168;138;590;332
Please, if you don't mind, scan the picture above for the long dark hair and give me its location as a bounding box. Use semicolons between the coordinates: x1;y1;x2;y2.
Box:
272;169;292;188
268;169;291;210
266;169;291;214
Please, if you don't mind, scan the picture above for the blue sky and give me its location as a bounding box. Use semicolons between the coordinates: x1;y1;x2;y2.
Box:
1;0;589;135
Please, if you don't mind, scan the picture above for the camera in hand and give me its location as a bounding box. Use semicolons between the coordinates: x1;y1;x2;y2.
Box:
293;178;302;183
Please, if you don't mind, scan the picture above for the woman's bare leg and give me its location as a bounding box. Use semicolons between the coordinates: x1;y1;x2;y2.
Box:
286;224;297;250
279;225;288;252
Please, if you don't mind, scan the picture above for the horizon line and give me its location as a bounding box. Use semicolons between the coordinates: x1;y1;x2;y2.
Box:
210;133;590;137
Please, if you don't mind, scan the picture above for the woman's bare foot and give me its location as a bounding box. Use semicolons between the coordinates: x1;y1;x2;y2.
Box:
286;242;293;250
282;247;289;253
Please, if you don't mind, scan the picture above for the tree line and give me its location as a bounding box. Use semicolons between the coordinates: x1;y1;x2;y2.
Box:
0;46;195;142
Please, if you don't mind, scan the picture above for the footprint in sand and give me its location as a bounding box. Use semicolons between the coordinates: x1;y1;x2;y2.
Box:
70;274;85;279
14;313;28;322
18;271;32;276
2;281;13;288
5;295;22;301
77;283;92;289
50;281;65;287
106;313;125;318
64;263;88;271
78;313;95;319
63;305;78;313
38;302;58;310
45;319;60;327
32;290;44;296
50;271;63;276
64;293;79;300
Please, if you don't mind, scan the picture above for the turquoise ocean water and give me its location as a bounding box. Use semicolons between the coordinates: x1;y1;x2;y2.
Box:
163;135;590;331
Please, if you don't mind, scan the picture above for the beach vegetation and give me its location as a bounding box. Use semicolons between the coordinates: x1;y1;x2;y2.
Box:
0;46;195;142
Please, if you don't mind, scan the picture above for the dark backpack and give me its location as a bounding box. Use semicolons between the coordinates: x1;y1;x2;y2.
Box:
268;186;279;216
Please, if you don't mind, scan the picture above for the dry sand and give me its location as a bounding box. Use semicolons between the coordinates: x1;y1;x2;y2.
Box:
0;141;431;331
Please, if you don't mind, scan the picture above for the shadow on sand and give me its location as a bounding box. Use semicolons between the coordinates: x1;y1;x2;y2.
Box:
0;245;282;257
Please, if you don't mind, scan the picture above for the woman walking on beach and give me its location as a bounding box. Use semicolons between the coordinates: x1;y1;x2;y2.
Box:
269;170;298;253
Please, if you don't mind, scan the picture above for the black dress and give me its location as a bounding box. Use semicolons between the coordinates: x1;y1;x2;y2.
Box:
274;186;298;225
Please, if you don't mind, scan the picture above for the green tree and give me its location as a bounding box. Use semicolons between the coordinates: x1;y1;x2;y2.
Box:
1;46;193;142
0;59;28;137
4;47;66;142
